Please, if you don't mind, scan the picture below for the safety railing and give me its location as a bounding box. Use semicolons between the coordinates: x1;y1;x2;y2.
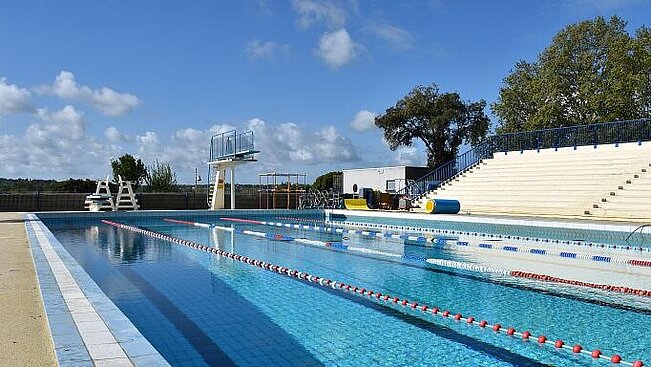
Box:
398;143;493;199
209;130;256;162
400;118;651;200
492;118;651;153
298;190;343;210
207;130;256;206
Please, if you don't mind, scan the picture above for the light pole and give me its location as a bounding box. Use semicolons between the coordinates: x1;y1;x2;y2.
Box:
194;168;202;191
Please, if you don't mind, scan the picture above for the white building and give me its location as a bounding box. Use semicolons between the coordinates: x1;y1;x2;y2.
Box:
342;165;430;194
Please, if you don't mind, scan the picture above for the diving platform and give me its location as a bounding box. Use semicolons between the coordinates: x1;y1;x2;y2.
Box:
207;130;258;210
208;130;258;164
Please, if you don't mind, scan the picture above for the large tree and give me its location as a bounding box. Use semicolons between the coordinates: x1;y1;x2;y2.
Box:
492;16;651;132
110;154;147;189
312;171;341;191
375;84;490;168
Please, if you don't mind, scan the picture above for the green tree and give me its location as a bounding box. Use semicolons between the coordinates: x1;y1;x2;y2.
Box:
110;154;147;189
312;171;341;191
375;84;490;168
493;16;651;132
145;160;177;192
52;178;98;193
636;26;651;116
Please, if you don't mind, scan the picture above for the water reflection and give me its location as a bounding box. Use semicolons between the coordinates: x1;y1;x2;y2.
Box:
343;232;651;311
86;225;173;263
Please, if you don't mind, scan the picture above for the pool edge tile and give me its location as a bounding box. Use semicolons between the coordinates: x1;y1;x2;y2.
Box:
26;213;171;367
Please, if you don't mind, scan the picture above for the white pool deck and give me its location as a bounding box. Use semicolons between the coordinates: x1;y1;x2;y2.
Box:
327;209;647;234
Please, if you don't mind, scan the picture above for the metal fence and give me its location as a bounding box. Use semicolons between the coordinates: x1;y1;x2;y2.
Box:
400;118;651;199
209;130;256;162
491;118;651;153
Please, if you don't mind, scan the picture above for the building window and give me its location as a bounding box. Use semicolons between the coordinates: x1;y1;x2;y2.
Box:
386;180;396;192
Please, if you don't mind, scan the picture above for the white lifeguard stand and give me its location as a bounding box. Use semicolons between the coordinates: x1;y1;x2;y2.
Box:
84;176;116;211
115;175;139;211
207;130;258;210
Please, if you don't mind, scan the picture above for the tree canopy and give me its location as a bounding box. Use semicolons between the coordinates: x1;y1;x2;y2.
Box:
312;171;341;191
375;84;490;168
145;160;177;192
110;154;147;189
492;16;651;133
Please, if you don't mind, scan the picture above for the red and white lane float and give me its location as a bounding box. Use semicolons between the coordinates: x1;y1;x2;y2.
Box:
164;218;211;228
103;219;645;367
425;259;650;297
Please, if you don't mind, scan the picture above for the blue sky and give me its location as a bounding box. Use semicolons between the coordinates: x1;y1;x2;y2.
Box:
1;0;650;183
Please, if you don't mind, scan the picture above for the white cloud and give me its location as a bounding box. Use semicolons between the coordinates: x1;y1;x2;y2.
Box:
0;112;361;182
349;109;377;132
36;105;84;124
244;40;290;61
365;22;414;50
130;119;359;178
136;131;160;146
38;71;141;117
0;106;120;178
395;146;421;165
174;127;205;141
315;28;359;68
134;124;236;172
378;137;426;166
104;127;132;143
291;0;346;29
0;77;32;115
247;117;359;165
34;105;85;140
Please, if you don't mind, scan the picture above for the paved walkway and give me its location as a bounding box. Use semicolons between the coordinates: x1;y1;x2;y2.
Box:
0;212;56;366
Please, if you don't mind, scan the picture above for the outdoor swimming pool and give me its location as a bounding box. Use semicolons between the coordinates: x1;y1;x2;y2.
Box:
34;210;650;366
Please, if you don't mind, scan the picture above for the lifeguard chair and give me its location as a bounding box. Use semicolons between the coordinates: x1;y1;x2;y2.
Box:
84;176;116;211
115;175;139;211
207;130;258;209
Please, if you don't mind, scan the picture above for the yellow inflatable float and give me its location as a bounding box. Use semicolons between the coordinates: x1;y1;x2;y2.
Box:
344;198;370;211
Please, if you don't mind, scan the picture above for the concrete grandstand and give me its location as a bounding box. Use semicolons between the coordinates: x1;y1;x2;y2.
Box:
408;119;651;222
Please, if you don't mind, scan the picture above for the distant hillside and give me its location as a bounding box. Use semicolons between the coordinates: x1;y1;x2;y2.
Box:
0;178;98;193
0;178;308;193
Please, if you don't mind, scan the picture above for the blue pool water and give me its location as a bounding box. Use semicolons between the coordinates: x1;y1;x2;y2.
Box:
41;211;651;366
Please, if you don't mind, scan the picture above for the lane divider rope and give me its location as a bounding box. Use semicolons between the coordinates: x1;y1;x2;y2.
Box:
164;218;294;241
219;218;651;268
275;216;325;224
102;219;644;367
328;219;651;254
175;219;651;298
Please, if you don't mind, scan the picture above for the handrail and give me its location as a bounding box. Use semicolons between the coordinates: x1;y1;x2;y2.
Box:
397;142;492;199
401;118;651;200
491;118;651;153
625;224;651;244
209;130;256;162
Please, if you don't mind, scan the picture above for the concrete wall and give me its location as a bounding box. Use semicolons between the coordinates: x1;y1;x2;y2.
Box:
0;192;291;211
